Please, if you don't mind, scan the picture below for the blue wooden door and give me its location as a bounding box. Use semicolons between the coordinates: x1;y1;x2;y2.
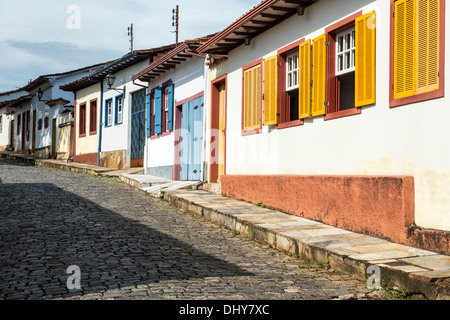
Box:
130;89;146;167
180;96;203;181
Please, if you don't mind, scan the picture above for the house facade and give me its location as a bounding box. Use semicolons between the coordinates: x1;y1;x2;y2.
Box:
61;76;105;165
132;37;214;180
198;0;449;254
19;64;105;158
0;89;29;151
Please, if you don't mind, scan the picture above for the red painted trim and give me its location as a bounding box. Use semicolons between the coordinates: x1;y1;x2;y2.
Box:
389;0;446;108
210;74;228;182
175;91;204;107
241;58;263;136
324;107;361;121
325;11;362;33
277;38;305;55
161;131;171;137
73;152;98;165
277;38;306;125
325;11;361;116
73;92;77;157
89;98;98;135
173;105;182;181
276;119;304;129
79;102;87;138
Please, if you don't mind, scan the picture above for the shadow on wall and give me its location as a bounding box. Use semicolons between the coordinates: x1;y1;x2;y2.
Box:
0;181;252;299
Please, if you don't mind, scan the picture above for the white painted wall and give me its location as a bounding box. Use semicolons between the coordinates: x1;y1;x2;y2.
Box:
101;60;150;168
0;108;12;148
145;56;206;172
12;102;32;151
224;0;450;231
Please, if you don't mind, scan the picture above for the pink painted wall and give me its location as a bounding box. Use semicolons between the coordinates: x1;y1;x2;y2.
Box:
221;175;415;246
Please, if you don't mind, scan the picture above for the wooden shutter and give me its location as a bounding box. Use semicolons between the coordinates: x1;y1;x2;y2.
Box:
243;64;262;131
394;0;416;99
416;0;440;94
167;81;174;131
263;55;278;125
154;87;162;134
299;40;311;119
312;34;327;117
355;11;376;107
146;93;151;137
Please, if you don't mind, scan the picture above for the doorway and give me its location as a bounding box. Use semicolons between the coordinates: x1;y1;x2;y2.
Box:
210;76;227;183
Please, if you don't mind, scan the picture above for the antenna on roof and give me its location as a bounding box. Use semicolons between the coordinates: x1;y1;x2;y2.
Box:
128;23;134;52
171;5;179;47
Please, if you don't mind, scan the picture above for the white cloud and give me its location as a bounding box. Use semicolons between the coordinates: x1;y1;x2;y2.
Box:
0;0;262;92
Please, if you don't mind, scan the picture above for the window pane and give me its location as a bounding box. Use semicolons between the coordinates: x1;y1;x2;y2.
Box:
338;55;343;71
345;33;351;50
338;36;343;53
293;71;298;87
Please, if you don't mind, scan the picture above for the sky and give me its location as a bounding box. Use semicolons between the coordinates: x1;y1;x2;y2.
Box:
0;0;262;93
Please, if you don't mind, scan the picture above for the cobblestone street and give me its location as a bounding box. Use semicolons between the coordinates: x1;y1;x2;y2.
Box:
0;159;372;300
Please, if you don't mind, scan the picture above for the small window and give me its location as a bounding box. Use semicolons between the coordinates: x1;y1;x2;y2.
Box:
116;96;123;124
286;52;299;91
44;107;50;130
164;86;169;132
105;99;113;127
17;114;21;135
79;103;86;136
89;100;97;134
0;115;2;133
336;28;355;76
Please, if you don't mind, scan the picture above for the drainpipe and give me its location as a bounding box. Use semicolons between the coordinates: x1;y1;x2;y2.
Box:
97;80;104;166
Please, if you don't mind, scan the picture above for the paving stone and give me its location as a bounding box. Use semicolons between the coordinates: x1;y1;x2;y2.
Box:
0;159;373;300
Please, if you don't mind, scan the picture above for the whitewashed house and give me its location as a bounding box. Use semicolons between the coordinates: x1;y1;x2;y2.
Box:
198;0;449;254
0;89;29;151
131;36;214;180
81;45;176;169
20;64;105;158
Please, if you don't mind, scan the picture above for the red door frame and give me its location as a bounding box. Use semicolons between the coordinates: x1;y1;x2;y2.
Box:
210;74;227;183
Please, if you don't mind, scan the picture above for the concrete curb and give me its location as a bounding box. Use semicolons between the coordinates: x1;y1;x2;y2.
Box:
163;190;450;300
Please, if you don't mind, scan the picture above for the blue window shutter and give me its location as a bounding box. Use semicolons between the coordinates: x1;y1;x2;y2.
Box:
146;93;151;137
167;81;174;131
154;87;162;134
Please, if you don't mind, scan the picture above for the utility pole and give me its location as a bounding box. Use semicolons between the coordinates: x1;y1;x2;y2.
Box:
128;23;134;52
172;5;179;47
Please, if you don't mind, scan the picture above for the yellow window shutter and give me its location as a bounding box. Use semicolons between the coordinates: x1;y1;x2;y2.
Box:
243;64;261;131
355;11;376;107
263;55;278;125
394;0;416;99
312;33;327;117
298;40;311;119
416;0;440;95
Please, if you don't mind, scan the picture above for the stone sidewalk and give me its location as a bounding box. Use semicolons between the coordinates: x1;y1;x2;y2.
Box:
1;150;449;299
122;176;450;300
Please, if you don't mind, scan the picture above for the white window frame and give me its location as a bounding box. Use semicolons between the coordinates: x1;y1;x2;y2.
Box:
164;86;169;131
107;100;113;127
0;115;3;133
43;106;50;131
336;27;356;76
286;52;299;91
117;96;123;124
